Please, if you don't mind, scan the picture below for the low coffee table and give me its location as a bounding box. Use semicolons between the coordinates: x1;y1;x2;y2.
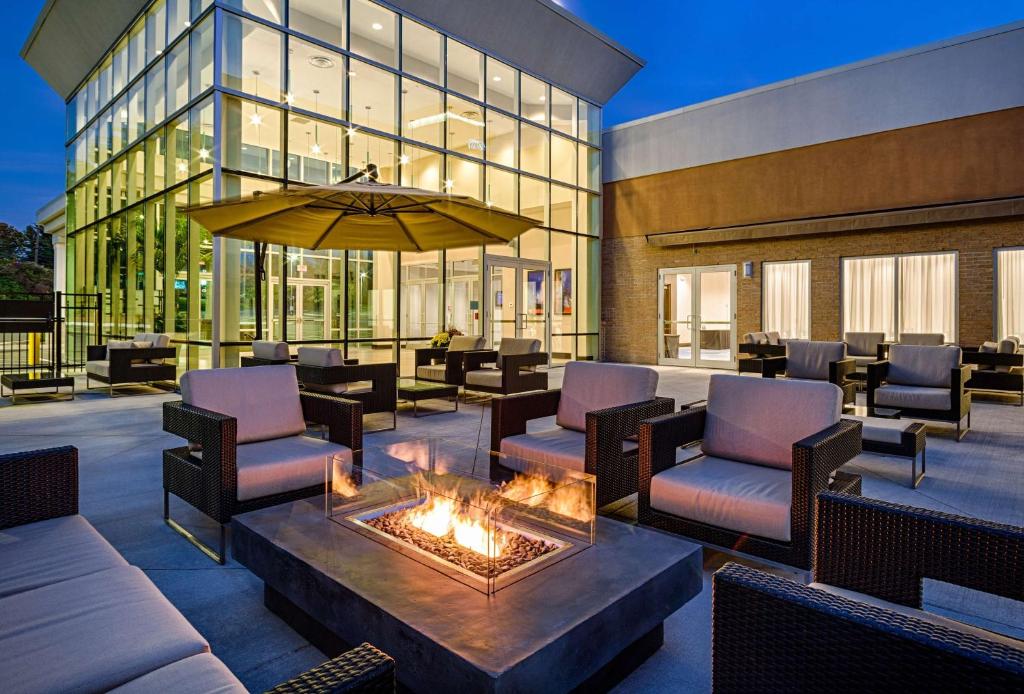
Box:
1;373;75;404
397;379;458;417
233;500;702;692
843;410;926;488
846;404;901;419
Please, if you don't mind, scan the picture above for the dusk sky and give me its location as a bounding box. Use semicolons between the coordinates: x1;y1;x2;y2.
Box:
1;1;1020;231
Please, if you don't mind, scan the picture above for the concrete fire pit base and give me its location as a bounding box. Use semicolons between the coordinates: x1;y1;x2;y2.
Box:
233;499;703;693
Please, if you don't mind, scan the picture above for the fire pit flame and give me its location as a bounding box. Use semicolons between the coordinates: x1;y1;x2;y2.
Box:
405;493;509;558
498;473;592;522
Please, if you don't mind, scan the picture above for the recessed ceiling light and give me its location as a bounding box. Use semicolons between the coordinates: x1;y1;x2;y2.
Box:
492;75;502;82
371;22;383;31
308;55;335;69
539;95;546;102
346;126;357;137
198;147;210;161
249;113;263;126
398;154;410;165
443;179;454;190
284;92;295;105
348;71;357;77
311;143;321;155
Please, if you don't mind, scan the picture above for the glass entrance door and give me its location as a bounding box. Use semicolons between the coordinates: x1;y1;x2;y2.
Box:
483;255;551;357
658;265;737;368
269;280;331;341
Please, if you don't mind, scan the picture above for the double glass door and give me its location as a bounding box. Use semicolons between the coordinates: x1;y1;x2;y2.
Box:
269;280;330;341
483;255;551;357
658;265;737;368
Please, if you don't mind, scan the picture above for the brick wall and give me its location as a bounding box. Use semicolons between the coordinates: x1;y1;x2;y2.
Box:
601;217;1024;364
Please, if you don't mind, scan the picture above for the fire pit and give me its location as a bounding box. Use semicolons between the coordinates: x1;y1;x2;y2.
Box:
325;444;595;595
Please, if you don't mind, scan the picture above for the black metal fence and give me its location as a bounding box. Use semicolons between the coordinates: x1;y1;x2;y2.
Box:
59;292;102;372
0;292;101;376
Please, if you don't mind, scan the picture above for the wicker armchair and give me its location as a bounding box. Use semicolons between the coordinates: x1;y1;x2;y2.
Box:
240;340;293;367
163;366;362;563
491;361;674;508
86;333;177;396
295;356;397;430
413;335;486;386
266;643;395;693
963;337;1024;406
639;374;862;569
868;344;972;440
464;337;547;395
760;340;856;406
712;492;1024;692
0;446;78;531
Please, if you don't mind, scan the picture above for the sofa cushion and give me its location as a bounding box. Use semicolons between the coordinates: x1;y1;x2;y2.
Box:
874;384;952;411
650;455;792;541
998;338;1019;354
496;337;540;368
416;363;447;382
979;341;998;353
899;333;945;346
767;331;781;345
842;415;910;445
109;653;246;694
786;340;846;381
180;365;306;444
741;333;756;344
500;428;587;472
134;332;171;348
252;340;290;360
448;335;485;351
555;361;658;433
852;355;877;368
86;359;110;378
106;339;134;359
702;374;842;471
303;381;348;394
297;346;344;367
887;344;961;387
236;435;351;501
0;515;128;599
465;368;503;388
845;332;885;357
0;566;210;694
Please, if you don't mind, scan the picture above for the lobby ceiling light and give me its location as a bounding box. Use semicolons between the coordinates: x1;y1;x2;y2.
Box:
492;76;502;82
408;111;485;130
443;179;454;191
249;113;263;127
398;154;410;165
346;126;358;137
371;22;383;31
198;148;210;161
284;92;295;105
308;55;336;69
311;143;322;155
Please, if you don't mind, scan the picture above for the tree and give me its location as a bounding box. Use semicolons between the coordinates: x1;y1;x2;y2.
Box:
0;222;55;295
23;224;54;268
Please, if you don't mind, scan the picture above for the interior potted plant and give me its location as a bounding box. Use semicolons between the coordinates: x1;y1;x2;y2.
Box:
430;326;464;348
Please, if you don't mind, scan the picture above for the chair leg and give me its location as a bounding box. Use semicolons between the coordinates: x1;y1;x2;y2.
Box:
163;489;227;564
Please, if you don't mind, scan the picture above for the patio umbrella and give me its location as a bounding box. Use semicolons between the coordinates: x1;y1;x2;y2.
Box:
186;178;539;340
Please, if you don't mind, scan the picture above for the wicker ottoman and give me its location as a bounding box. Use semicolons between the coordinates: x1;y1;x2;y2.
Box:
843;415;926;488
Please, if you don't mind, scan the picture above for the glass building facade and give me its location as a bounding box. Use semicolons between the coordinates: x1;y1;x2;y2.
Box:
63;0;602;373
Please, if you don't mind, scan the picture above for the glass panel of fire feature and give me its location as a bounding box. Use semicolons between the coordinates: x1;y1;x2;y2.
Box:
325;438;595;595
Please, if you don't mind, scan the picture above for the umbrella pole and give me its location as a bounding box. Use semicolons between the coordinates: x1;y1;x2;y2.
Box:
254;241;266;341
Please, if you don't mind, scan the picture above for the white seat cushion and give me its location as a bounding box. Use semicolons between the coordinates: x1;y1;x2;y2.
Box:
555;361;658;433
465;368;503;388
86;359;110;377
702;374;842;471
181;365;306;444
252;340;290;360
297;346;344;367
496;337;540;368
416;363;447;382
785;341;846;380
236;435;352;501
650;455;792;541
447;335;485;351
303;381;348;394
134;332;171;348
500;428;587;472
874;384;951;410
887;344;961;387
109;653;246;694
842;415;911;445
845;332;885;357
0;515;128;599
0;566;210;694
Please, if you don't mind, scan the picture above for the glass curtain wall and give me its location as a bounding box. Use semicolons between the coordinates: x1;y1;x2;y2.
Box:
63;0;602;374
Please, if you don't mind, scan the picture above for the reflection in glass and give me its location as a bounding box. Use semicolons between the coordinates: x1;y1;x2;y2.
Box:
578;100;601;146
190;15;214;99
401;251;442;339
445;247;481;335
223;0;283;24
223;95;282;177
221;14;283;99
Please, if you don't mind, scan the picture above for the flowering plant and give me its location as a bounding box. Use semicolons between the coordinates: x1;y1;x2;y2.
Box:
430;326;464;348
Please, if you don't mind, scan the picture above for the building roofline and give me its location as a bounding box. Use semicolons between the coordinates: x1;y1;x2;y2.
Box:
605;18;1024;133
19;0;58;60
532;0;645;68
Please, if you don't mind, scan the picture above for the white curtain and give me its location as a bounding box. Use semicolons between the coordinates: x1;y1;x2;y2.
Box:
898;253;957;342
763;261;809;338
998;249;1024;339
843;257;895;339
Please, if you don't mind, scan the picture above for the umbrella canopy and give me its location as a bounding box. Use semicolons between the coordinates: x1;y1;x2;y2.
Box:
186;181;538;252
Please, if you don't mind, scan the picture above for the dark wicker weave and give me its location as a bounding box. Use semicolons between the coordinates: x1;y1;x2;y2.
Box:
86;344;178;395
295;362;397;418
413;346;482;386
242;355;360;367
868;360;973;439
736;343;785;375
491;390;674;508
162;392;362;563
638;406;862;569
462;350;548;395
0;446;78;530
712;493;1024;692
963;347;1024;406
266;642;395;694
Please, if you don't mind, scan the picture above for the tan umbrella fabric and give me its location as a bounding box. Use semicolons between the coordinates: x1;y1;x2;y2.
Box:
186;182;538;252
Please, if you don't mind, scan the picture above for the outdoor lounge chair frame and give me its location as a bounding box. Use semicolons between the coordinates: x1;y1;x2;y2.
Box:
758;354;858;406
413;346;487;386
162;392;362;563
295;361;398;430
0;446;394;693
962;347;1024;406
867;360;973;440
638;406;862;570
712;492;1024;692
462;350;549;396
85;344;178;396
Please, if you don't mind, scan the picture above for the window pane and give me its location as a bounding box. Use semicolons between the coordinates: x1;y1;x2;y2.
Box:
445;247;481;335
223;95;283;177
288;38;344;119
112;39;128;95
190;96;214;175
401;251;441;339
113;96;128;154
521;73;547;125
402;19;441;84
350;0;397;67
578;100;600;145
167;0;190;41
445;94;484;158
898;253;957;342
287;114;345;184
519;228;547;261
221;14;283;99
486;57;516;112
145;131;165;195
289;0;344;47
520;122;548;178
349;59;396;134
129;20;145;80
550;184;575;231
400;144;442;191
129;81;145;143
447;39;482;100
843;256;895;340
578;191;599;235
348;250;395;341
166;115;190;185
146;1;166;63
446;156;482;199
190;14;214;99
348;131;396;183
551;231;575;342
577;236;599;333
997;249;1024;339
520;176;547;225
402;79;443;148
550;87;575;137
485;167;516;212
165;40;189;115
145;60;166;130
485;109;516;167
578;144;599;191
763;260;810;339
551;134;576;185
223;0;282;24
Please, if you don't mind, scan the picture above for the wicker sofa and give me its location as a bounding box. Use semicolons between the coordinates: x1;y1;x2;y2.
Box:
963;336;1023;405
414;335;486;386
162;365;362;563
0;446;393;694
712;492;1023;691
638;374;862;569
463;337;548;395
491;361;674;508
86;333;177;396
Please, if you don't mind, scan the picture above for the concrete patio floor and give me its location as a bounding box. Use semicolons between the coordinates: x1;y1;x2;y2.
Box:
2;366;1022;691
